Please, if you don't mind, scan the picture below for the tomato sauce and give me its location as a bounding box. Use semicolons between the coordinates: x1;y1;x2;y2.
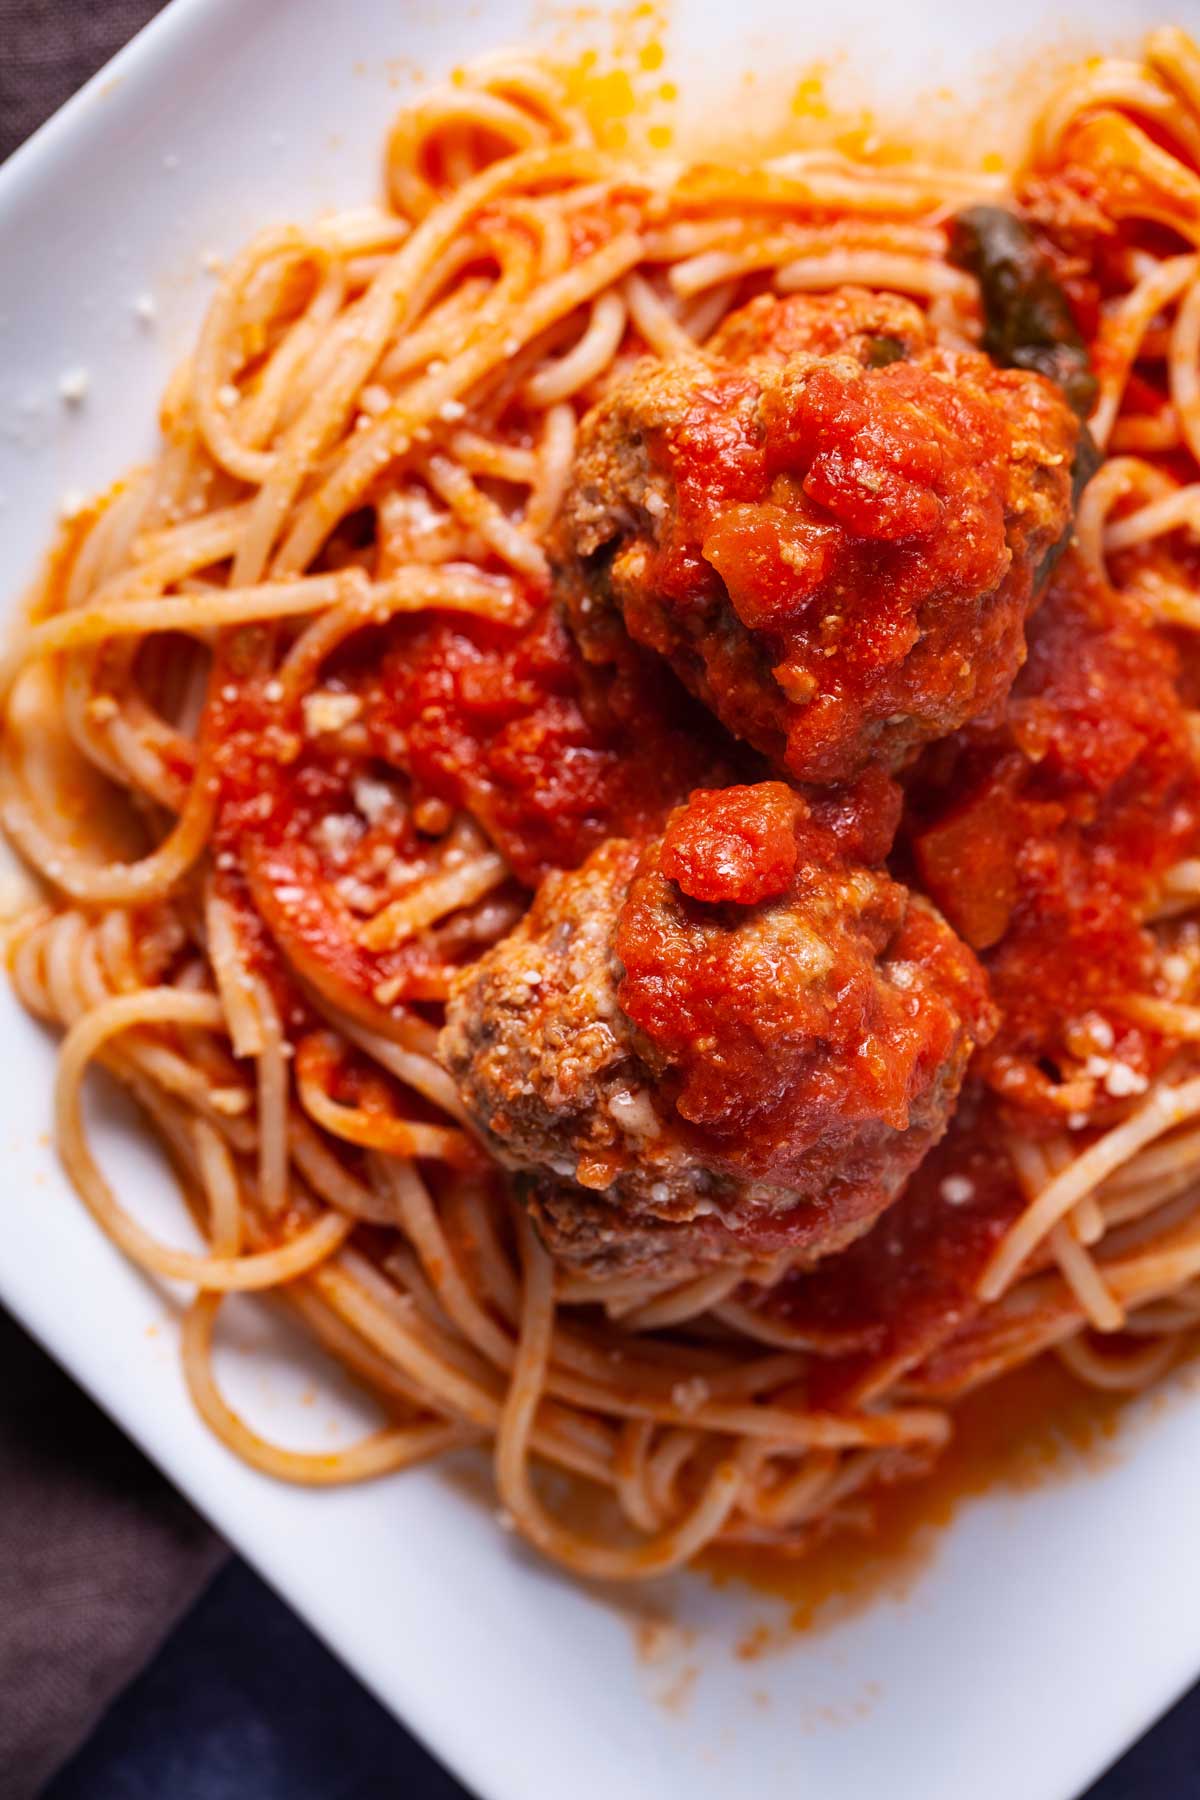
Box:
209;675;461;1019
207;604;741;1018
747;1100;1025;1407
362;607;737;884
907;555;1200;1118
706;1351;1134;1632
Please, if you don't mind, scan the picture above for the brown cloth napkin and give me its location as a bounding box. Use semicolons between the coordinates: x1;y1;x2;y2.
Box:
0;0;164;159
0;7;229;1797
0;1312;228;1800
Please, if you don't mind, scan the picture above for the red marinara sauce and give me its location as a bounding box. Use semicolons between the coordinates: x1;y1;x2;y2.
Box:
206;605;742;1020
907;553;1200;1119
362;606;738;885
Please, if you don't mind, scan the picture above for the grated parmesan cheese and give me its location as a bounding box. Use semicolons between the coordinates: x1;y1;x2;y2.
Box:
58;367;89;404
1104;1061;1149;1098
301;690;362;736
940;1174;975;1205
353;776;396;824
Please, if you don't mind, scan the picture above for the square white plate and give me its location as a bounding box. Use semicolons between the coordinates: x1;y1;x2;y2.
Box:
0;3;1194;1797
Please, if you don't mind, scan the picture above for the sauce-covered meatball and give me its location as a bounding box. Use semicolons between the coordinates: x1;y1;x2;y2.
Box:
439;781;993;1279
557;288;1085;784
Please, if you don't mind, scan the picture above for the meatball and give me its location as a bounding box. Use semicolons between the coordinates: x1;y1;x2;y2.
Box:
439;781;993;1280
557;288;1085;784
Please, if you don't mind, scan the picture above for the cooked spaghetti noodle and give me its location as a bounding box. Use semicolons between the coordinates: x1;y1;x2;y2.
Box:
10;29;1200;1579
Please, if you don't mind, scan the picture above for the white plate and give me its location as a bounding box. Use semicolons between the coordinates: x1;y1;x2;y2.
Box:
0;3;1193;1797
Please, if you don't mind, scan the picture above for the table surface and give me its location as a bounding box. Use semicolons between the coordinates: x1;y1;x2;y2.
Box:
3;5;1199;1797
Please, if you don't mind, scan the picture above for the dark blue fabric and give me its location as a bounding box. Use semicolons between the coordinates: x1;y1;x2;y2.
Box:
42;1561;471;1800
43;1553;1200;1800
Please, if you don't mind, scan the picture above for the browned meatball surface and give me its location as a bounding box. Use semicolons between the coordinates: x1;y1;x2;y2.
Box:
439;782;994;1280
557;288;1084;784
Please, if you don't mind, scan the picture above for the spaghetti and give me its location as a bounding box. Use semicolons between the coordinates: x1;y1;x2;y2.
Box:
10;29;1200;1579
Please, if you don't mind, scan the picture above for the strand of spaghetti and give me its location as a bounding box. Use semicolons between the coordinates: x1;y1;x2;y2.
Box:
231;144;609;581
322;1005;469;1124
1147;24;1200;114
294;1034;480;1167
205;885;266;1059
374;275;492;384
298;1082;480;1166
55;988;352;1286
678;278;740;343
1055;1330;1179;1391
284;1280;444;1408
613;1421;662;1532
776;251;973;302
126;501;255;581
1121;1291;1200;1333
0;571;370;695
524;402;576;539
2;563;522;708
1063;111;1200;242
289;1113;402;1225
275;565;521;702
619;1269;745;1332
0;734;217;904
522;291;627;405
738;1451;842;1529
711;1295;869;1352
1118;994;1200;1039
1105;484;1200;552
1032;60;1192;165
979;1074;1200;1300
1072;1191;1106;1247
280;218;543;518
231;254;348;450
1074;455;1172;576
419;453;549;583
251;975;289;1215
1103;1119;1200;1192
461;54;593;141
1050;1222;1125;1331
308;1252;615;1483
1110;409;1181;452
63;478;153;607
642;1428;704;1524
357;849;508;951
666;224;947;297
1090;255;1199;447
372;1157;516;1369
313;206;411;256
182;1293;470;1483
539;1359;949;1446
193;229;335;483
1168;274;1200;465
275;228;645;574
104;678;199;810
495;1214;745;1578
382;1206;799;1411
385;89;559;219
193;1118;244;1256
446;429;538;483
1108;486;1200;554
622;271;705;359
1104;1215;1200;1303
669;162;1001;218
